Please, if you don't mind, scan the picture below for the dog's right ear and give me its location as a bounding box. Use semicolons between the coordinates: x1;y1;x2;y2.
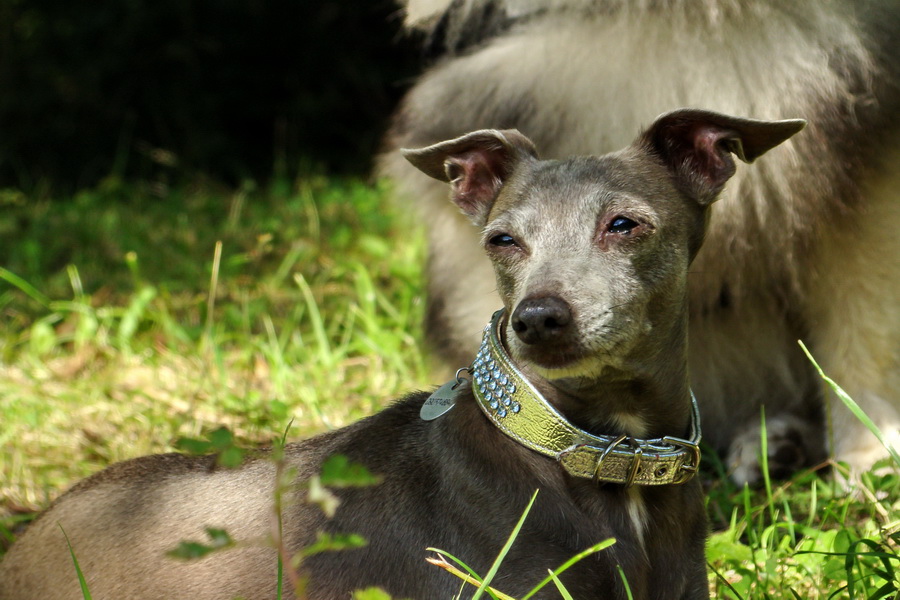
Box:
640;109;806;205
402;129;538;225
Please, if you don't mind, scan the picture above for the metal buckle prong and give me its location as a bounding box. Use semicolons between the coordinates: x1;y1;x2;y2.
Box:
592;433;628;483
662;435;701;479
624;443;643;488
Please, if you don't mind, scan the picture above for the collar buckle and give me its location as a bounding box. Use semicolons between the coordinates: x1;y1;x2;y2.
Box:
592;433;628;484
661;435;701;483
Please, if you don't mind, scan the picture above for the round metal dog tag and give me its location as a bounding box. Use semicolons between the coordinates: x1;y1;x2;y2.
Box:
420;380;460;421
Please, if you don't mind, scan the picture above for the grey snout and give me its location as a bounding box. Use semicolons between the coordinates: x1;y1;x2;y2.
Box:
511;296;572;345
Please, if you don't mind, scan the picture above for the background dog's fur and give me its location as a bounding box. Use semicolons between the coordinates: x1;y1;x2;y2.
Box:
379;0;900;482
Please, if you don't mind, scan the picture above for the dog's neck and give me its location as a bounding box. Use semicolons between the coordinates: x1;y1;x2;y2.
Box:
515;309;694;442
534;369;692;441
469;309;701;486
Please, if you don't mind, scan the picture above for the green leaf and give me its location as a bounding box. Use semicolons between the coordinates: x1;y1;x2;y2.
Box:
351;588;394;600
307;475;341;518
218;446;245;469
168;541;220;560
204;527;233;547
174;428;245;468
29;318;58;355
319;455;381;488
706;531;753;564
300;531;367;558
208;426;235;450
167;527;235;560
174;437;213;455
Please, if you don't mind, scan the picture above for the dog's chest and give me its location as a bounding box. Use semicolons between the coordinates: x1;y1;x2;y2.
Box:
625;486;648;545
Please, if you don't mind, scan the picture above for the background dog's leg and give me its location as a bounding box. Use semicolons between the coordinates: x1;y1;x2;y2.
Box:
726;413;825;485
805;162;900;477
424;202;496;366
380;150;491;368
687;303;826;485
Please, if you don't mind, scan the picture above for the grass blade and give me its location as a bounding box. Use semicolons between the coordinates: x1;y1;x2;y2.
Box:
471;490;540;600
521;538;616;599
708;561;746;600
426;549;501;600
799;341;900;466
59;524;93;600
425;555;513;600
616;564;634;600
202;240;223;352
0;267;50;308
548;571;575;600
294;273;332;364
757;407;776;524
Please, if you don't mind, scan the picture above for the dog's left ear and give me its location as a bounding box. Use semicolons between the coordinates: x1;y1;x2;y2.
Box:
402;129;538;225
641;109;806;205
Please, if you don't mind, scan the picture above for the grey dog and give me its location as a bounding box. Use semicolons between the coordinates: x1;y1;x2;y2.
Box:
0;109;801;599
379;0;900;484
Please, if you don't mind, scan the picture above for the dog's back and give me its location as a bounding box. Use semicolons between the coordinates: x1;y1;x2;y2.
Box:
381;0;900;482
0;394;707;600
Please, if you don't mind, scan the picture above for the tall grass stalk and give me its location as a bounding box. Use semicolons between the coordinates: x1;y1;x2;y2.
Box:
471;490;540;600
202;240;223;356
60;525;93;600
799;341;900;467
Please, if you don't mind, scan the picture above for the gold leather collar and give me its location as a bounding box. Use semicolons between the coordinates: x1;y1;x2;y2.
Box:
471;310;701;486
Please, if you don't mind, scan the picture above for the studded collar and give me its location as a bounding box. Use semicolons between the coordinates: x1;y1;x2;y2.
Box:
469;309;702;486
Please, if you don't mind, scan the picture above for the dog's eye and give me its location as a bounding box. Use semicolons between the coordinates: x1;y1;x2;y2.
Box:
607;216;640;234
489;234;518;247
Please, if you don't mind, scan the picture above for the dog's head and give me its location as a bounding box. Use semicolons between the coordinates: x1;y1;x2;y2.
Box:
403;110;804;380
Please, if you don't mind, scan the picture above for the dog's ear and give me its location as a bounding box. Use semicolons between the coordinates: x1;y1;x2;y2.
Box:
641;109;806;205
402;129;538;224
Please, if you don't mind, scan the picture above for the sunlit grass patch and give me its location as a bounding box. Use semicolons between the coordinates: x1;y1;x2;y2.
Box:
706;465;900;598
0;175;431;518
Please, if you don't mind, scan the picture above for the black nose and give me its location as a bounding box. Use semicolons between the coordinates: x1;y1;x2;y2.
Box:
511;296;572;345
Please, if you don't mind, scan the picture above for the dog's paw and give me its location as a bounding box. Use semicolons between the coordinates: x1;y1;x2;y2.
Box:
834;418;900;474
831;426;900;491
726;414;823;487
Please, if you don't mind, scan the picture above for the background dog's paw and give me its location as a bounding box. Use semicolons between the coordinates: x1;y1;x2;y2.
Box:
726;414;823;486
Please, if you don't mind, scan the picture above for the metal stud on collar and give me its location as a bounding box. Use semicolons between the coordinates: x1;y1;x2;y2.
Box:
472;326;520;419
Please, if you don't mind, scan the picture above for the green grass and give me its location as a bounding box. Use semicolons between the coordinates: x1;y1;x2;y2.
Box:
60;524;94;600
0;176;898;598
0;175;432;514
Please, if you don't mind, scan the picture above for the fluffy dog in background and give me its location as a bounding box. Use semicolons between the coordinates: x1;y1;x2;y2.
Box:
378;0;900;484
